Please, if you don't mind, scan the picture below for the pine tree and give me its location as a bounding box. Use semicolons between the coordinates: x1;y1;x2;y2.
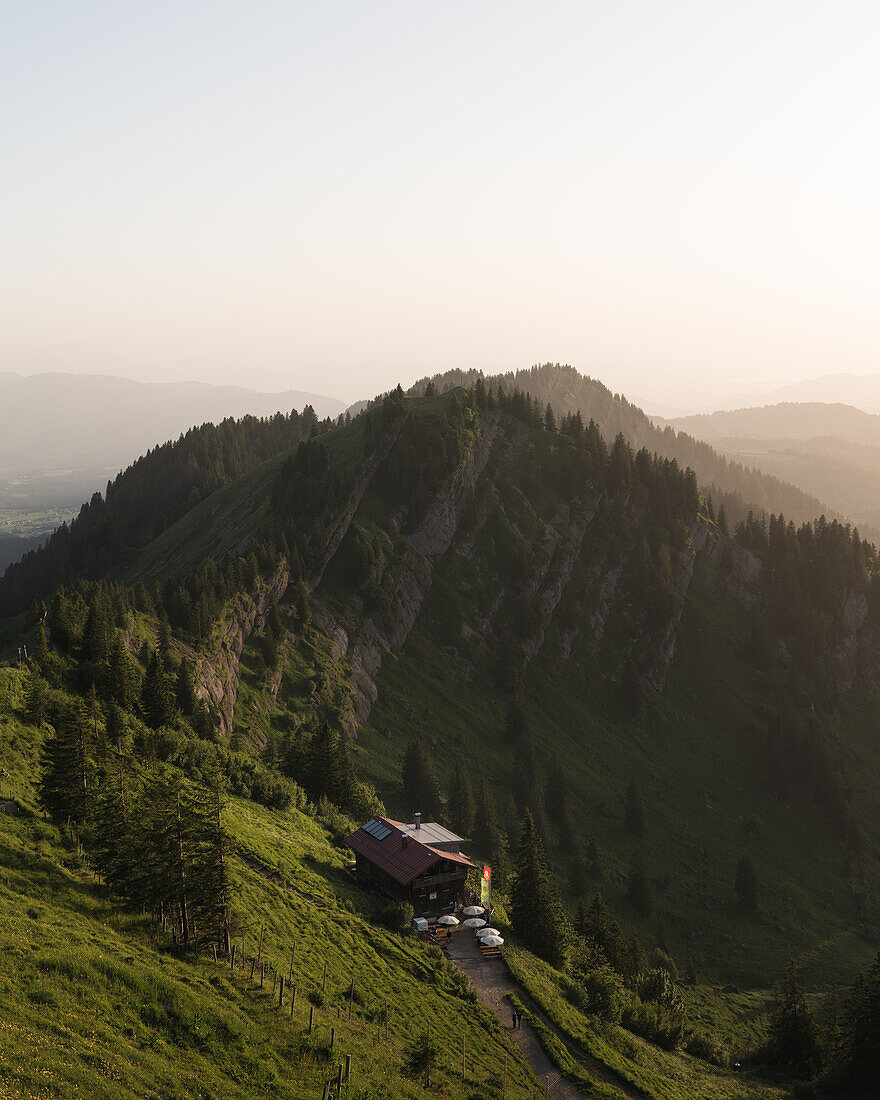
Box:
24;668;49;725
175;657;198;716
92;753;138;896
472;778;501;860
819;986;843;1069
188;770;233;951
837;953;880;1088
510;809;567;966
718;503;729;536
543;403;556;432
767;959;821;1077
401;738;441;819
39;698;95;824
108;632;137;709
491;841;512;897
141;649;173;729
448;759;475;838
735;855;758;912
34;625;50;669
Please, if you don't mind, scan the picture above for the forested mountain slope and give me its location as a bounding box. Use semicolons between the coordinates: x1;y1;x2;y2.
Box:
659;402;880;537
407;364;850;533
4;383;880;1095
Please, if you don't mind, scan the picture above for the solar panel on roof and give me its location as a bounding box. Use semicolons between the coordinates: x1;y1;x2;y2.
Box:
361;819;390;840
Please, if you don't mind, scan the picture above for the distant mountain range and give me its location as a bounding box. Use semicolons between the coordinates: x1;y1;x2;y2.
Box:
658;401;880;535
0;372;346;478
727;372;880;413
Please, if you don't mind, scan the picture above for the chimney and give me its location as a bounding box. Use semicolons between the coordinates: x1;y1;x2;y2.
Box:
414;812;421;830
401;835;408;849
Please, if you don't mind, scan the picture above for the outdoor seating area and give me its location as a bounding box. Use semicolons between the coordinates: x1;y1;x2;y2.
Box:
415;903;505;959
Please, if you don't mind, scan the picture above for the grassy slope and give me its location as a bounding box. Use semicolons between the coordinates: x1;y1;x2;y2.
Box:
104;402;880;1002
11;395;875;1091
505;949;787;1100
0;666;542;1099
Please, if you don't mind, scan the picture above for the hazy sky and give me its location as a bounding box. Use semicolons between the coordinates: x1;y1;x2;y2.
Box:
3;1;879;409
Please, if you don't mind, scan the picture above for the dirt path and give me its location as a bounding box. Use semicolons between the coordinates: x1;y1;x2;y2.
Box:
447;931;591;1099
447;931;649;1100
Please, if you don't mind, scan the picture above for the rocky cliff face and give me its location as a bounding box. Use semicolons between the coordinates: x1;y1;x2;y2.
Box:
195;564;288;737
318;413;501;730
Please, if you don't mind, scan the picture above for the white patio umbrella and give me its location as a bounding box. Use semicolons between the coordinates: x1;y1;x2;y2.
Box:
477;927;500;938
461;905;484;917
437;914;459;926
481;935;504;946
463;917;486;928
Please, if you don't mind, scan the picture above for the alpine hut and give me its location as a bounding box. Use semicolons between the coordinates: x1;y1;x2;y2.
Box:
345;813;474;914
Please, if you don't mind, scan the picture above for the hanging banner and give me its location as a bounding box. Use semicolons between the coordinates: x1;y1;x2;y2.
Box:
480;864;491;908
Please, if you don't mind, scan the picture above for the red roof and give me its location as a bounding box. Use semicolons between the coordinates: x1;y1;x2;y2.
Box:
345;817;475;885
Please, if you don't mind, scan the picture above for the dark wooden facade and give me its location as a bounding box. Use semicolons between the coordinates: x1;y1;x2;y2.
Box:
353;851;468;911
346;817;475;916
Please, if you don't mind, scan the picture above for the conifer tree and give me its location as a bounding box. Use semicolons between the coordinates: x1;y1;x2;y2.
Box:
92;753;138;896
491;841;512;897
24;668;49;725
718;503;729;536
39;698;95;824
448;759;475;838
34;625;50;670
472;778;501;860
108;632;137;709
401;737;442;819
836;953;880;1088
767;960;820;1077
188;769;233;951
141;649;174;729
175;657;198;716
510;809;567;966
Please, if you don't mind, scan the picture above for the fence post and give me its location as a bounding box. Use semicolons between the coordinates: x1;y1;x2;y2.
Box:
330;1026;335;1049
291;985;297;1017
344;1054;351;1082
309;1004;314;1034
289;941;296;982
279;975;285;1007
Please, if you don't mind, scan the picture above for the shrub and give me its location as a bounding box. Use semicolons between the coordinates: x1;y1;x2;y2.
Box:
622;999;684;1051
379;901;413;932
684;1029;730;1067
582;968;625;1023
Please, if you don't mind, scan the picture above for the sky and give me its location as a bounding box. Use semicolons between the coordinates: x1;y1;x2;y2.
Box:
2;1;880;410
